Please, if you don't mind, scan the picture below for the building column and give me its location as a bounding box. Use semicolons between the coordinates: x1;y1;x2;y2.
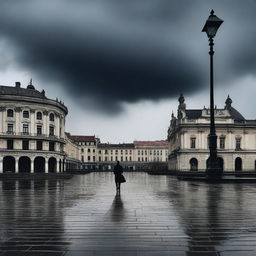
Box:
45;159;49;173
31;158;34;173
56;159;59;173
15;157;19;173
64;160;66;172
0;157;3;173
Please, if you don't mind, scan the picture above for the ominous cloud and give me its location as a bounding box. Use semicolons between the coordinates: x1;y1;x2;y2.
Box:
0;0;255;113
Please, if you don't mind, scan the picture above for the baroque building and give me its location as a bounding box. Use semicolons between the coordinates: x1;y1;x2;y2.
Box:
167;94;256;172
0;82;68;173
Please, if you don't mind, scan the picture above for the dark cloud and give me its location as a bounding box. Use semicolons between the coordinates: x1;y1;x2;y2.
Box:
0;0;255;113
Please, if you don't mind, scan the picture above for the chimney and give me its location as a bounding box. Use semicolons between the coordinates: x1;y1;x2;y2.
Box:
15;82;21;88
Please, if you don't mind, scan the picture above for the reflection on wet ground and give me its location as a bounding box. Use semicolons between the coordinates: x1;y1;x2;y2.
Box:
1;172;256;255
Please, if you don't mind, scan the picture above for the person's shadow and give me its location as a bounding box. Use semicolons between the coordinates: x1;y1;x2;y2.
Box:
110;194;125;222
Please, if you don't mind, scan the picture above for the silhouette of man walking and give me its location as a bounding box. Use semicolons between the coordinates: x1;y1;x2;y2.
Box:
113;161;125;194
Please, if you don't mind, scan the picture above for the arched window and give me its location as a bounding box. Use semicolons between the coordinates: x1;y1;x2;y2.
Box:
7;109;14;117
49;113;55;121
36;112;42;120
235;157;242;171
23;110;29;118
190;158;198;171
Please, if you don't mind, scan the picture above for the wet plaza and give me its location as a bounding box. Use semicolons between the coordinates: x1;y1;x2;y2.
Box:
1;172;256;256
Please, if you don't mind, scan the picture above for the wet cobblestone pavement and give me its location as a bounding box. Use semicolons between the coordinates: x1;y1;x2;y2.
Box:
1;172;256;256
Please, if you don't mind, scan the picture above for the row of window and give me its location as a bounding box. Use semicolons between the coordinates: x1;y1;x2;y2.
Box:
190;137;242;150
138;150;167;155
7;109;56;121
82;156;165;162
7;124;56;136
81;148;96;153
79;142;95;146
96;149;168;155
98;149;133;155
6;139;56;151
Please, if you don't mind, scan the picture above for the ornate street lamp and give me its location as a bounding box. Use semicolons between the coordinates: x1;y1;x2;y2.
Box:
202;10;223;179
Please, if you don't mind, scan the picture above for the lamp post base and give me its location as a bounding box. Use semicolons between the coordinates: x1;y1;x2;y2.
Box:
206;166;223;180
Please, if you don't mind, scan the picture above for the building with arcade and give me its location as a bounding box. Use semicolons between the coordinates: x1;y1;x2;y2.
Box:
0;81;68;173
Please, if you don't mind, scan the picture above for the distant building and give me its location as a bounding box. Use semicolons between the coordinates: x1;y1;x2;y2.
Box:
0;82;68;173
97;143;135;170
64;133;81;171
167;94;256;172
66;135;99;170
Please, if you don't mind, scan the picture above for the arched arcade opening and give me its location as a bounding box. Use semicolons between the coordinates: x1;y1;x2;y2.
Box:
49;157;57;173
19;156;31;173
34;157;45;173
3;156;15;173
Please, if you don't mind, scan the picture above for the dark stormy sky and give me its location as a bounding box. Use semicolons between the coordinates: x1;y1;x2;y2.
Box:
0;0;256;142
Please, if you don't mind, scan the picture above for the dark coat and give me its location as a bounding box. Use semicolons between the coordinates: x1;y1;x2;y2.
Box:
114;164;124;183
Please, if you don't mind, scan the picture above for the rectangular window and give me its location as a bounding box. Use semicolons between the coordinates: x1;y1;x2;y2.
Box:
236;138;241;150
93;156;95;162
88;156;91;161
37;125;42;135
82;156;84;162
125;156;128;161
125;150;128;155
190;137;196;149
36;141;43;150
138;150;140;155
220;137;225;149
7;124;13;134
121;156;123;161
88;148;91;153
111;156;113;161
49;126;54;136
99;150;101;154
23;111;29;118
130;156;132;161
105;150;108;154
23;124;29;135
7;139;13;150
49;142;55;151
99;156;101;162
105;156;108;161
93;149;95;153
138;157;140;162
22;140;29;150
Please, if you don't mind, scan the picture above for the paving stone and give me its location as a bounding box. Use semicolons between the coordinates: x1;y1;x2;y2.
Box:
1;172;256;255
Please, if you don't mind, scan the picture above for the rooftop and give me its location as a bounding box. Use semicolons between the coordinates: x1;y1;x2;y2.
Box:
68;135;97;143
134;141;168;147
0;84;46;99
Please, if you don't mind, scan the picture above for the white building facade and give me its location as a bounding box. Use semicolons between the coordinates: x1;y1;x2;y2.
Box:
0;82;68;173
168;94;256;172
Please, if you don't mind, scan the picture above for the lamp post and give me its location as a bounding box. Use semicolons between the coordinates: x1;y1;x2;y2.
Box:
202;10;223;179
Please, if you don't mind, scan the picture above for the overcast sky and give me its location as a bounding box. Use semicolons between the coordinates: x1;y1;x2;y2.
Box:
0;1;256;143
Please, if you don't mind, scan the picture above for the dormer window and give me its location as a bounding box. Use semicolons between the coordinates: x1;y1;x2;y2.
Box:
23;111;29;118
49;113;55;121
7;109;14;117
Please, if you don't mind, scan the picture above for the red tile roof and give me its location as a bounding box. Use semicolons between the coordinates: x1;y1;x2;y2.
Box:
66;133;97;142
134;141;168;147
